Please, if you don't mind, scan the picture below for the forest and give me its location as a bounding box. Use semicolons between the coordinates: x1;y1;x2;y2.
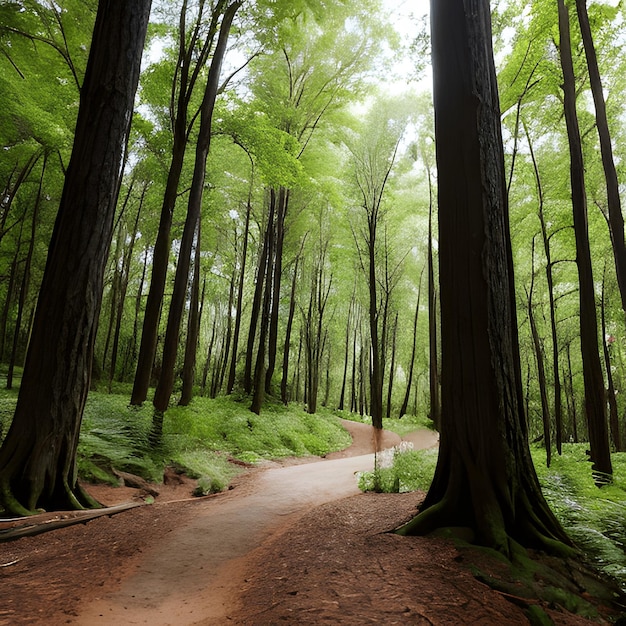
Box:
2;0;626;595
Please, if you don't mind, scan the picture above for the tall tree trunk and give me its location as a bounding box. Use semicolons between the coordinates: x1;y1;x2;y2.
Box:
601;267;621;451
557;0;612;479
265;187;289;393
0;223;23;362
575;0;626;317
280;253;301;405
227;199;251;394
399;0;571;555
123;243;149;381
525;124;563;455
179;219;202;406
250;193;277;414
109;183;145;389
244;196;272;394
0;0;150;515
130;0;225;406
6;155;46;390
368;216;383;429
338;287;355;411
427;181;440;428
527;244;552;467
385;312;398;419
350;320;358;413
153;2;241;426
217;261;237;393
400;273;423;418
565;343;579;443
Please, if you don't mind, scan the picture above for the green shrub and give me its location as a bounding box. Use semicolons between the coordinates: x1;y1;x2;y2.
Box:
358;443;437;494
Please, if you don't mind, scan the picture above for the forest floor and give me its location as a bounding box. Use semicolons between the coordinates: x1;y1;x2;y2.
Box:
1;420;625;625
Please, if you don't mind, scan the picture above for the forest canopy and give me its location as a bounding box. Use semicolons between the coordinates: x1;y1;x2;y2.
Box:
1;0;626;532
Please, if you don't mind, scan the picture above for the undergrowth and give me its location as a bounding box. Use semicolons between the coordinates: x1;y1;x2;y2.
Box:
357;438;626;589
0;388;352;493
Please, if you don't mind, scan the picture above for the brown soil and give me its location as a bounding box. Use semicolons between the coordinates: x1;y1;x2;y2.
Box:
0;421;622;625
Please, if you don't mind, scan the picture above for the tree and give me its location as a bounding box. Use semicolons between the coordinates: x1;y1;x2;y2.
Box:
0;0;151;515
131;0;232;406
398;0;571;556
152;0;241;428
575;0;626;319
556;0;612;480
346;95;410;429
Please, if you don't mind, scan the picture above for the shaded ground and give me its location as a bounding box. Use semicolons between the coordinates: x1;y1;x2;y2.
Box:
0;421;622;625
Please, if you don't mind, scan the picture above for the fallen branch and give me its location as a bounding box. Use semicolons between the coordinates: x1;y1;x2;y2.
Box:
0;502;143;542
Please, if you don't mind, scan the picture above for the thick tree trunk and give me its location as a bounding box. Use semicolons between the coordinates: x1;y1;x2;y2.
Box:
399;0;571;556
153;2;240;424
0;0;151;515
557;0;612;479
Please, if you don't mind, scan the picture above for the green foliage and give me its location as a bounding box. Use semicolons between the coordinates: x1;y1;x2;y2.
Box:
1;389;352;493
358;444;437;494
533;444;626;585
359;438;626;587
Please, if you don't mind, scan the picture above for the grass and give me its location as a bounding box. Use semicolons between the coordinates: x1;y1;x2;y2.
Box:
0;386;352;491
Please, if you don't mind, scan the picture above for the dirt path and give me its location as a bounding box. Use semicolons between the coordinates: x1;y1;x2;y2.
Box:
72;422;439;625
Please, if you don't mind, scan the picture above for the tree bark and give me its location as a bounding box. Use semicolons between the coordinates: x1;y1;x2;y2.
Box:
265;187;289;394
227;198;251;394
557;0;612;479
244;197;272;394
109;183;144;389
525;124;563;455
527;256;552;467
179;219;202;406
398;0;571;556
338;288;355;411
575;0;626;317
427;179;440;428
130;0;225;406
6;155;46;390
385;312;398;419
0;0;151;515
400;270;423;418
153;1;240;423
280;253;301;404
601;268;621;451
250;192;277;414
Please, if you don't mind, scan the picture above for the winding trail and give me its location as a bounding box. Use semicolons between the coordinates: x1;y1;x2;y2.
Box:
73;421;439;625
